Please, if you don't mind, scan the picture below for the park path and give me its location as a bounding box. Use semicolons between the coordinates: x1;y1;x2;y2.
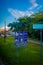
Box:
28;39;43;45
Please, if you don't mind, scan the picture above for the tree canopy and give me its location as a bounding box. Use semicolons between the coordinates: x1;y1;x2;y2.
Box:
8;11;43;40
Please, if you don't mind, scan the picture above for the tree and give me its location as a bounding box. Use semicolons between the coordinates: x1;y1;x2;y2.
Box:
8;11;43;40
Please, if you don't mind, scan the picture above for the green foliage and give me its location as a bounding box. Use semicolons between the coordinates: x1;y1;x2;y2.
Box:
30;11;43;40
8;11;43;40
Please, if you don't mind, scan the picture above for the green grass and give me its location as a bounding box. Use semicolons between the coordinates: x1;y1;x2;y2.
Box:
0;37;43;65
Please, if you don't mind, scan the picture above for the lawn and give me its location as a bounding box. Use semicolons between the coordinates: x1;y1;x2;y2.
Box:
0;37;43;65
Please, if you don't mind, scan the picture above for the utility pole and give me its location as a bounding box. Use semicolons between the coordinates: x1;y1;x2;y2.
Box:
4;17;6;42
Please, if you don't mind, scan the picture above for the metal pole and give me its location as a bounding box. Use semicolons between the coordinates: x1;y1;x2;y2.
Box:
40;29;42;65
4;17;6;42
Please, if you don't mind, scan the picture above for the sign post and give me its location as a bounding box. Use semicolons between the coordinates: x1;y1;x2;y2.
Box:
33;24;43;65
40;29;42;65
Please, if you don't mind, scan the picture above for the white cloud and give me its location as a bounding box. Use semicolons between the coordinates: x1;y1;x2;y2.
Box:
29;0;38;10
0;26;10;30
8;0;42;20
8;8;34;19
8;8;25;18
30;0;37;4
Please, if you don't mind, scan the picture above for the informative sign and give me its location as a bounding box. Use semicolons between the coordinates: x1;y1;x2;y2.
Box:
33;24;43;29
14;32;28;48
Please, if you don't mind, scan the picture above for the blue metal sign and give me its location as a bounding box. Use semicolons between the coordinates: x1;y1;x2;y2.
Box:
33;24;43;29
14;32;28;48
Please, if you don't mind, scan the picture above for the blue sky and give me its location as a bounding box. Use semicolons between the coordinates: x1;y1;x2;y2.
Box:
0;0;43;28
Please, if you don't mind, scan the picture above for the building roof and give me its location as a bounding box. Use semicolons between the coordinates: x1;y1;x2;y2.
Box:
0;29;9;33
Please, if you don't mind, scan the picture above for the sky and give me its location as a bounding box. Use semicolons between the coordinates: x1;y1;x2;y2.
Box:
0;0;43;28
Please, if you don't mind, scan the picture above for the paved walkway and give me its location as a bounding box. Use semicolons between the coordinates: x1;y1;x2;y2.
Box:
28;39;43;45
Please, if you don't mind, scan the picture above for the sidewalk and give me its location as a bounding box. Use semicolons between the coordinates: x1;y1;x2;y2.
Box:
28;39;43;45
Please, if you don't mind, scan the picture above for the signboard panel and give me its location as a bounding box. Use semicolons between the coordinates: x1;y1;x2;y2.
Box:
14;32;28;48
33;24;43;29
